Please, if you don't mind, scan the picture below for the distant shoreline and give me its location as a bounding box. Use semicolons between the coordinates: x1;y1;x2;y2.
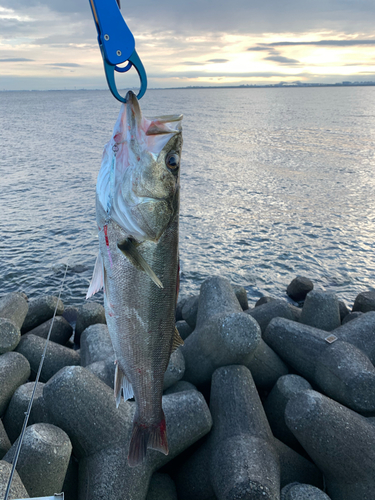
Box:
1;82;375;92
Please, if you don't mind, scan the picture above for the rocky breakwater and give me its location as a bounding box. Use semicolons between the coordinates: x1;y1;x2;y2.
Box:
0;279;375;499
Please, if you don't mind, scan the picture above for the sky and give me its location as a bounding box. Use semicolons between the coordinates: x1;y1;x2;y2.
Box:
0;0;375;90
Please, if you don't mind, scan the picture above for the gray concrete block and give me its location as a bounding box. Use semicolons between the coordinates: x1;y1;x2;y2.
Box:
16;334;80;383
43;366;212;500
338;301;350;322
182;312;261;386
333;311;375;364
264;318;375;414
245;339;289;390
74;301;106;345
196;277;242;328
21;295;64;333
342;311;362;324
231;284;248;311
4;423;72;498
285;389;375;500
80;324;114;367
209;365;280;500
62;305;79;329
181;295;199;329
274;439;323;490
0;460;29;499
164;381;197;395
163;348;185;391
175;439;217;500
0;352;30;417
281;483;331;499
264;375;312;451
314;340;375;414
287;276;313;302
181;278;260;387
62;455;79;500
86;358;116;389
0;420;11;460
26;315;73;346
300;291;341;331
0;319;20;354
147;473;178;500
3;382;49;443
264;318;327;381
288;304;302;322
175;433;319;500
176;320;193;341
246;299;295;334
352;290;375;313
175;297;188;322
0;292;29;330
255;296;275;307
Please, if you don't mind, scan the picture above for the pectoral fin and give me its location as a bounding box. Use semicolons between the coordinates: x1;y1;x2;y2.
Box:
117;238;163;289
86;251;104;299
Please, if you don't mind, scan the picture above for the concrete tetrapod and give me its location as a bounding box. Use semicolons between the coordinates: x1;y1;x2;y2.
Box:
181;277;261;387
300;291;341;331
264;318;375;414
0;460;29;499
264;375;313;452
333;311;375;364
174;436;322;499
4;423;72;498
0;352;30;417
209;365;280;500
285;389;375;500
16;334;80;382
43;366;212;500
3;382;49;443
0;292;29;330
21;295;64;333
281;483;331;499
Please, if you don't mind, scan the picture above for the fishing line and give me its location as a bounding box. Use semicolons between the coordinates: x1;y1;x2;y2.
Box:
3;262;69;500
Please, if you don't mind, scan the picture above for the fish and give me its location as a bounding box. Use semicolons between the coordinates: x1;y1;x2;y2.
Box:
87;91;183;467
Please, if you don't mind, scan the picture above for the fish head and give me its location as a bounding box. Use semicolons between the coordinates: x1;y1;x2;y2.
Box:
120;91;183;241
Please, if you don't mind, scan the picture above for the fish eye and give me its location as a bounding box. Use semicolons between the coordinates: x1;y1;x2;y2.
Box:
166;152;179;171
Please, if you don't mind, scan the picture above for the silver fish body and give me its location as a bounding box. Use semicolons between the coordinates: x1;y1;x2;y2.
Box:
88;91;183;466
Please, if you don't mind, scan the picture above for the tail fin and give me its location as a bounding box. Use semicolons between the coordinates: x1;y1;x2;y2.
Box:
127;413;169;467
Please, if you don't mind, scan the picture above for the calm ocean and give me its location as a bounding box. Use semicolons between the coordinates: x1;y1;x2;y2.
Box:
1;87;375;307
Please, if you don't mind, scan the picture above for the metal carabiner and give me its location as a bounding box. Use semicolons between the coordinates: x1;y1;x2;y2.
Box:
89;0;147;102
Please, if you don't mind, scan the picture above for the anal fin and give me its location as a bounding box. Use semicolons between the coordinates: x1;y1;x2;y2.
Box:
114;362;134;408
117;238;163;289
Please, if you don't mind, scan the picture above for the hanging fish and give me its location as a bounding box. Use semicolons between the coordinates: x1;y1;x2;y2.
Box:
87;91;183;466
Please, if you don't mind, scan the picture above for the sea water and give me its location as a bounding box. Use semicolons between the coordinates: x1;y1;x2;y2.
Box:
1;87;375;307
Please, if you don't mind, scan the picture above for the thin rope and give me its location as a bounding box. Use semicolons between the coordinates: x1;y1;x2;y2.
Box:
3;262;69;500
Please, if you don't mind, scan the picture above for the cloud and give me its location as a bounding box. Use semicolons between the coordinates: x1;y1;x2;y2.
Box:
181;61;205;66
247;46;275;51
45;62;82;67
207;59;229;63
148;70;303;79
256;39;375;48
0;57;34;61
2;0;375;36
264;55;300;64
